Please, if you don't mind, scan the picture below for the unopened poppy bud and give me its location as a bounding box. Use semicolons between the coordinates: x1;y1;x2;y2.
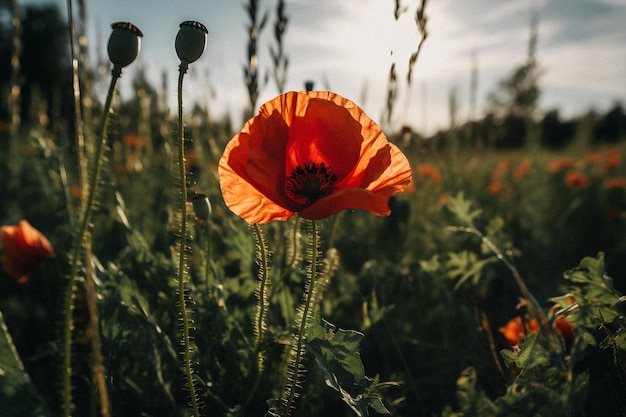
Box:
107;22;143;69
191;193;212;222
175;21;208;65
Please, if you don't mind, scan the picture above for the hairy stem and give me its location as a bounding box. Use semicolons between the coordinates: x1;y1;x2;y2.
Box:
252;223;270;355
176;62;200;417
283;219;318;416
62;65;120;417
271;217;300;299
244;224;271;411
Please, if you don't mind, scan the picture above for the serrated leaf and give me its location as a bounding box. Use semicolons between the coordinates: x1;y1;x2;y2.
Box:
500;333;549;370
446;251;496;290
447;193;482;227
419;254;441;273
306;318;390;416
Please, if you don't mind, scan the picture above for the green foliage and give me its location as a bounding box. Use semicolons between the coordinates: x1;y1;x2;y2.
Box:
441;367;496;417
0;312;51;417
307;317;390;416
3;5;626;415
552;254;624;337
499;332;550;370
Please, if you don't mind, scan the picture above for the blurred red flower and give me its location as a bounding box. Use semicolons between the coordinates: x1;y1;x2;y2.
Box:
490;159;511;181
123;133;147;149
513;158;532;179
416;163;442;184
218;91;413;224
604;176;626;189
487;181;514;198
547;157;575;173
605;148;623;171
500;314;575;347
583;151;603;164
564;170;590;188
499;316;539;346
1;220;54;283
554;316;574;346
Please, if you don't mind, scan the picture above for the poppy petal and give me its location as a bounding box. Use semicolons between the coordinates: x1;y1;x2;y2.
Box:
286;97;363;181
1;220;53;283
219;160;296;223
363;142;413;192
298;188;394;220
219;109;301;217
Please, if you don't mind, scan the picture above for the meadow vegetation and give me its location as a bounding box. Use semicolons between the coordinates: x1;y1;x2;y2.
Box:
1;1;625;416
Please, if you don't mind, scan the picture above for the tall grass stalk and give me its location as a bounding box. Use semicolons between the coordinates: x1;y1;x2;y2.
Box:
68;5;110;413
8;0;22;137
244;0;267;113
270;0;288;94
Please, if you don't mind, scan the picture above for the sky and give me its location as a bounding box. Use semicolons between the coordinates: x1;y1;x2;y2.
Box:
18;0;626;135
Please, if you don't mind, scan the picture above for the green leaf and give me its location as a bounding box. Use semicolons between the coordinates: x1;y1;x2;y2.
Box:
306;318;390;416
500;332;549;371
452;367;497;417
447;251;497;291
555;253;625;345
0;311;51;417
447;193;482;227
419;254;441;273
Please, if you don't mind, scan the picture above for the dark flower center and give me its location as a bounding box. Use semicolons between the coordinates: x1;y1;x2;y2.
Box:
286;162;338;206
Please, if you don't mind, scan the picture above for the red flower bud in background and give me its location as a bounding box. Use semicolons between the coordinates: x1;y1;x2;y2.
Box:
1;220;54;283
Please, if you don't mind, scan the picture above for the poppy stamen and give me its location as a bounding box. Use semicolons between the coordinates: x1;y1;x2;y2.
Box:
286;162;337;205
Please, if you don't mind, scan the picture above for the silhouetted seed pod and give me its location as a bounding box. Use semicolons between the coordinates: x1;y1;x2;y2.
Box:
175;21;208;65
191;193;212;222
107;22;143;68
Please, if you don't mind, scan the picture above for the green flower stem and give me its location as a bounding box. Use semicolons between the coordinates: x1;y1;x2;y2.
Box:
283;219;318;416
176;62;200;417
453;225;549;327
244;223;271;411
252;224;270;355
62;66;121;417
203;221;213;289
271;216;300;299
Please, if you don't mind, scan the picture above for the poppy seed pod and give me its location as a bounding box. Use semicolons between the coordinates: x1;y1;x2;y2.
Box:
191;193;212;222
175;21;208;65
107;22;143;69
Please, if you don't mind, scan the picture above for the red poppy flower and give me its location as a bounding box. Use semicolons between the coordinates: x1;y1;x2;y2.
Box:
1;220;54;283
547;157;575;173
564;170;590;188
513;158;531;179
605;148;622;170
583;151;603;164
490;159;511;181
554;316;574;346
499;316;539;346
218;91;413;224
416;163;442;184
603;176;626;190
487;181;514;199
